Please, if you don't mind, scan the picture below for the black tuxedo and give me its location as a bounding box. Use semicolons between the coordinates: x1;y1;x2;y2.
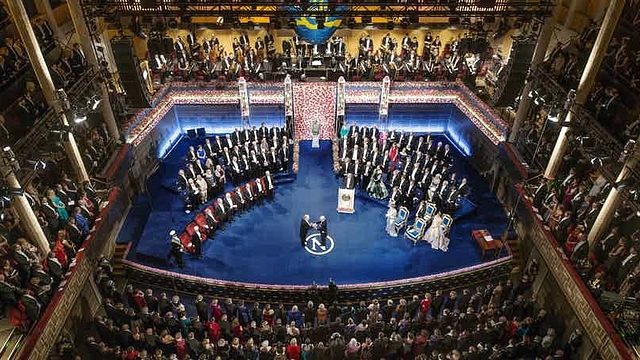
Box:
595;232;619;262
215;202;230;223
191;230;203;256
300;218;314;246
316;219;328;246
177;174;189;190
343;174;356;189
571;240;589;262
205;212;219;234
264;174;275;200
213;138;225;154
618;254;640;285
341;161;354;177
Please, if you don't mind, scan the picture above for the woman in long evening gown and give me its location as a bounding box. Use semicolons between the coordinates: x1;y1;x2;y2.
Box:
386;204;398;237
422;213;449;252
366;167;388;199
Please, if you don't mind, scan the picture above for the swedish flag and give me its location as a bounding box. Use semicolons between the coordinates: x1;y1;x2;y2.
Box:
284;0;347;44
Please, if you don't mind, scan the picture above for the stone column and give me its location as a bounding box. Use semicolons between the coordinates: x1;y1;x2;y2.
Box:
5;0;90;184
544;0;625;180
1;164;50;254
66;0;120;140
508;3;559;143
588;135;640;244
33;0;64;43
564;0;587;29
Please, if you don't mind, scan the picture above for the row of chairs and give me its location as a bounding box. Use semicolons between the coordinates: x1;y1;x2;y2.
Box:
394;202;453;245
177;179;270;252
178;204;220;253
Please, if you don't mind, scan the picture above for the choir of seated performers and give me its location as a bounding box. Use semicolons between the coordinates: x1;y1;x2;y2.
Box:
337;123;470;219
176;124;291;212
150;29;475;83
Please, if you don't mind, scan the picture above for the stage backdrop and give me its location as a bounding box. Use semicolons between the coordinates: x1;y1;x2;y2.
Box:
293;82;337;140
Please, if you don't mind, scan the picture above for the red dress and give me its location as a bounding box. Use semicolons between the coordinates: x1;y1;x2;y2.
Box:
176;337;187;359
286;344;301;360
210;303;224;322
53;239;68;266
208;321;221;342
389;147;398;169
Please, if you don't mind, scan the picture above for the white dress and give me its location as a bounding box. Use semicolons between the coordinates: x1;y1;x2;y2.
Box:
386;207;398;237
422;214;450;252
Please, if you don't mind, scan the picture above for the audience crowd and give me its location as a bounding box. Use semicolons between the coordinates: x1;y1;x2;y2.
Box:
0;116;112;331
0;166;105;330
530;149;640;308
0;17;54;89
65;262;585;360
540;5;640;142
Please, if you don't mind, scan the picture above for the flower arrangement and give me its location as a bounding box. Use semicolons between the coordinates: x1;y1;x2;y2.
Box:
332;138;340;174
292;141;300;175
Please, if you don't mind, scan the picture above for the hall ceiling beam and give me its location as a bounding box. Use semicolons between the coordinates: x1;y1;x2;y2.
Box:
79;1;553;18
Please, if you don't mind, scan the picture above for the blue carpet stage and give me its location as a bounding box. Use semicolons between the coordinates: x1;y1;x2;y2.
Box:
123;136;508;285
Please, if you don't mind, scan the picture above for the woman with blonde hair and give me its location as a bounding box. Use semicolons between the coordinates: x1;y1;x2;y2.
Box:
286;337;301;360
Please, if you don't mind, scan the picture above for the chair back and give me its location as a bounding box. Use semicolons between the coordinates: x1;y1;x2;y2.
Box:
426;202;436;216
398;207;409;220
415;217;427;230
442;214;453;229
185;222;197;236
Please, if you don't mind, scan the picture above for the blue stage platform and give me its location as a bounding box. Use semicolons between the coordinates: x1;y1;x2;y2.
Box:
124;136;508;285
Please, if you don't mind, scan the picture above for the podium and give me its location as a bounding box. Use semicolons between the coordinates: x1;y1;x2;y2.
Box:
337;188;355;213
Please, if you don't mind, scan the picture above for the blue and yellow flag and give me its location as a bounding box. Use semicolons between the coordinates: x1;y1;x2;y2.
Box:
284;0;347;44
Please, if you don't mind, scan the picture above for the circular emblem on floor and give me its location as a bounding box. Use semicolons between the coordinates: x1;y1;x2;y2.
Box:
304;234;335;256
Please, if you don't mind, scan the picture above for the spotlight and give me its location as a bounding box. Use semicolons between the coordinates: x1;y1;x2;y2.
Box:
0;187;24;208
26;159;47;172
288;19;296;28
361;16;372;25
89;95;102;111
533;95;546;106
401;17;410;28
1;147;15;161
347;18;356;28
74;114;87;124
215;16;224;26
619;139;637;162
614;179;634;189
317;17;325;29
590;157;603;168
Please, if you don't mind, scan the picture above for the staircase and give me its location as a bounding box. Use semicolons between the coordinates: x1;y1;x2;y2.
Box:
0;320;24;360
112;243;129;277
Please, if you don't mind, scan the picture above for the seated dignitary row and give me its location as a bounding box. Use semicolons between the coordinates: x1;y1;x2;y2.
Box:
177;124;291;211
170;175;276;267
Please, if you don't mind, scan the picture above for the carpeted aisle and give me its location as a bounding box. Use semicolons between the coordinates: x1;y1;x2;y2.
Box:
126;137;508;285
